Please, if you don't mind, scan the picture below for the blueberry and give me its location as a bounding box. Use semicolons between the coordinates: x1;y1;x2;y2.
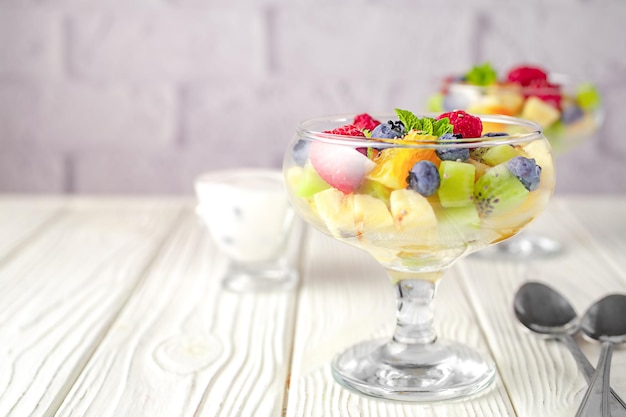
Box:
371;120;405;139
506;156;541;191
293;139;310;165
482;132;509;137
407;160;440;197
561;105;584;124
436;133;469;161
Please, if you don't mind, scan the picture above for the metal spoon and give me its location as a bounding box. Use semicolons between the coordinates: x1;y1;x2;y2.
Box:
514;282;626;416
575;293;626;417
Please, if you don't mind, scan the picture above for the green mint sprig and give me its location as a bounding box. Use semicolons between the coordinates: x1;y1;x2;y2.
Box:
465;62;497;86
394;108;453;137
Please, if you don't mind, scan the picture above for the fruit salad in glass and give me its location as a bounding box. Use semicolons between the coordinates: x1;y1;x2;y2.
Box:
428;63;603;154
284;109;555;401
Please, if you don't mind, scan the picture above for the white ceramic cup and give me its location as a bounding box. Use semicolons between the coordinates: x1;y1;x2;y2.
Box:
195;169;299;292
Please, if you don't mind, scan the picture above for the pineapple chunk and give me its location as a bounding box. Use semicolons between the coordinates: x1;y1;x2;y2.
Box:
521;96;561;129
466;158;490;179
313;188;355;238
353;194;394;233
523;140;555;191
390;189;437;230
313;189;395;238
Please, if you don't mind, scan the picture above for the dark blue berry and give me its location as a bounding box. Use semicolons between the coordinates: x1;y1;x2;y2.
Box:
436;133;469;161
506;156;541;191
407;160;440;197
371;120;405;139
293;139;310;165
482;132;508;137
561;105;584;124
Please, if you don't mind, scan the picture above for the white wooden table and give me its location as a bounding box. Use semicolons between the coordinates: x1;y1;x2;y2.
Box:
0;195;625;417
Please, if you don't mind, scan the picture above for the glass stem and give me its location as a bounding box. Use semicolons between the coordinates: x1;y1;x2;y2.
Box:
388;271;442;345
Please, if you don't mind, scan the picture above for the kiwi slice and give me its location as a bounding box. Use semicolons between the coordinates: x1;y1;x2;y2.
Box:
470;147;489;161
474;163;529;217
481;144;520;166
437;161;476;208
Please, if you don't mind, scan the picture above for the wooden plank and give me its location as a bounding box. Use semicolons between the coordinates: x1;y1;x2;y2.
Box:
0;197;65;261
0;198;183;417
459;197;626;417
55;208;299;417
285;228;516;417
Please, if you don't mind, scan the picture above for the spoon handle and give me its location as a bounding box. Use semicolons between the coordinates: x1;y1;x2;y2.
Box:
575;341;613;417
561;335;626;417
560;335;595;381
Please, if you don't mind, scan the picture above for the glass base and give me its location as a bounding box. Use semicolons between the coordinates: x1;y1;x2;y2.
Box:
331;338;495;402
473;233;563;261
222;262;298;292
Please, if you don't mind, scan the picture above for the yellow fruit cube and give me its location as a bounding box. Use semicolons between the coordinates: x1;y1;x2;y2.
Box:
521;96;561;129
313;188;355;238
390;189;437;231
353;194;394;233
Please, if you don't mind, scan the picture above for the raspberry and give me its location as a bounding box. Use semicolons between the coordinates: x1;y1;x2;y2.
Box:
353;113;381;131
506;65;548;87
437;110;482;138
323;124;366;137
526;79;562;110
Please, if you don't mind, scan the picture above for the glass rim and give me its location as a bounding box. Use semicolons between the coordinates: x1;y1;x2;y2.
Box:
296;113;544;149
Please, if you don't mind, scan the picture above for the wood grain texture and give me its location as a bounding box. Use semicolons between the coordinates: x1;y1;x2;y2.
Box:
0;198;182;417
1;196;625;417
285;228;516;417
55;208;298;417
459;197;626;417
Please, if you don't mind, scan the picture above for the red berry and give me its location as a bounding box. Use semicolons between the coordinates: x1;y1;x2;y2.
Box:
437;110;483;138
526;79;562;110
506;65;548;87
353;113;381;132
324;124;366;137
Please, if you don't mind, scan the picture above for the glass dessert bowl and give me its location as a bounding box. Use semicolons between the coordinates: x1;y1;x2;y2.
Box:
284;110;555;401
429;63;602;258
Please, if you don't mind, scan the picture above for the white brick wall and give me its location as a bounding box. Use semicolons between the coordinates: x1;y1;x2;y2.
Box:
0;1;625;195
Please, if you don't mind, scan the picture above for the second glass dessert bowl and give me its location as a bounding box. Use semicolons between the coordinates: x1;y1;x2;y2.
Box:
284;110;555;402
429;63;602;258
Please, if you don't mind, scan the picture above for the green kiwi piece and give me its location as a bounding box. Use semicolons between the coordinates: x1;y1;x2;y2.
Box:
296;163;330;197
435;204;485;246
481;144;519;166
438;204;481;228
358;179;393;207
474;163;529;217
438;160;476;208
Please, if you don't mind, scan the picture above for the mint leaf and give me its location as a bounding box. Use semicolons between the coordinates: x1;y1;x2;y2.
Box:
433;118;453;136
394;108;421;132
421;118;434;135
362;129;372;138
465;62;497;86
394;108;453;137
